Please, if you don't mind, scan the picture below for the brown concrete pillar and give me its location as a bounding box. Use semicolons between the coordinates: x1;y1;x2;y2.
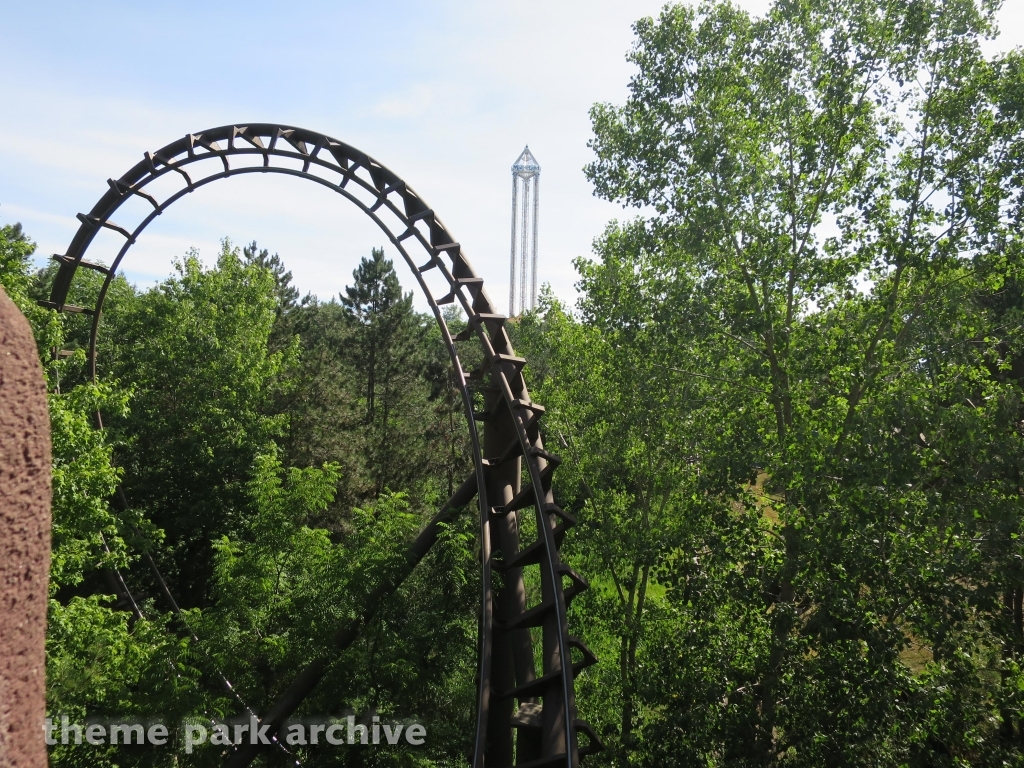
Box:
0;287;52;768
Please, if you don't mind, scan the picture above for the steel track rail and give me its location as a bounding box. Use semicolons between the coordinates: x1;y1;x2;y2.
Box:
43;124;601;768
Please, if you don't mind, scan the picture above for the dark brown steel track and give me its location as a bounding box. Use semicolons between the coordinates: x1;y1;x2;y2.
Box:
42;124;600;768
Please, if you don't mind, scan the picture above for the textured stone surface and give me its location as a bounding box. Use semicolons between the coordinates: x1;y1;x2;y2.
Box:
0;287;51;768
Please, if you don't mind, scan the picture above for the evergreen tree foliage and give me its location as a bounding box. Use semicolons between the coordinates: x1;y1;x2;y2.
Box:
340;247;416;427
339;247;438;496
243;240;299;316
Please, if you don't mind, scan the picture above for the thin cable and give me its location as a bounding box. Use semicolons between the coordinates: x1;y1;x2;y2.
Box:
112;487;303;766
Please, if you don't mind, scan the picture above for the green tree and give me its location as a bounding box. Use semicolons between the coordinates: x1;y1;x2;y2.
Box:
280;297;368;508
100;240;291;607
560;0;1024;764
341;248;416;425
243;240;300;316
191;451;480;767
1;221;35;306
513;280;695;759
340;248;435;496
243;239;305;354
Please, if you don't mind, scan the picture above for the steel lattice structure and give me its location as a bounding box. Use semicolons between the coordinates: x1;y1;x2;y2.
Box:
508;147;540;316
42;124;600;768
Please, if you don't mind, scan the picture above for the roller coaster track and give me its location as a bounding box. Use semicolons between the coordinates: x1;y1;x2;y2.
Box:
42;124;601;768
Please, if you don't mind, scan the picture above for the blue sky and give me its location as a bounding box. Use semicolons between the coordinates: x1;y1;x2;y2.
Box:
1;1;1021;311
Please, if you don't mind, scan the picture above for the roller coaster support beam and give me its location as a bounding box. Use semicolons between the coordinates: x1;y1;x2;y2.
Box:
225;472;479;767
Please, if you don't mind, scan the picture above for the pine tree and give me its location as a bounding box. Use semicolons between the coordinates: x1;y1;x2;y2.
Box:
340;248;428;494
340;247;415;426
243;240;299;314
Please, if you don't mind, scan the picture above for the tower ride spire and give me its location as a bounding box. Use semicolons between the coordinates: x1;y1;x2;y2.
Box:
508;146;540;316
